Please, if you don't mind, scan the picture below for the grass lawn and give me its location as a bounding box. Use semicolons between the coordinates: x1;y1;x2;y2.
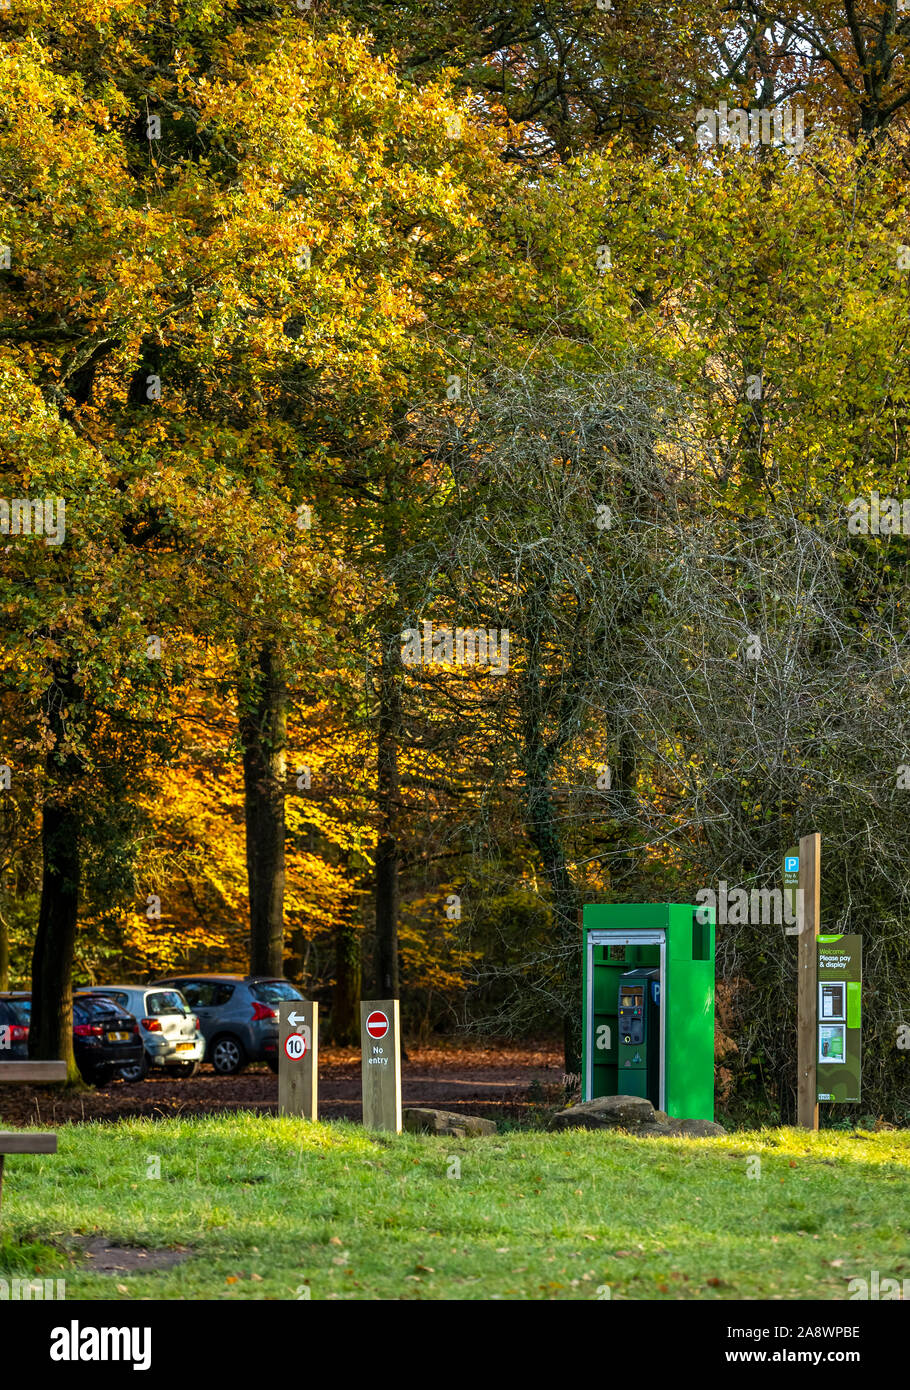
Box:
0;1115;908;1300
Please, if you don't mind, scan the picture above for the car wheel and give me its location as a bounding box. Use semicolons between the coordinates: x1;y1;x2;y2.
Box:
91;1064;113;1086
210;1035;247;1075
167;1061;200;1077
266;1057;279;1074
119;1054;150;1083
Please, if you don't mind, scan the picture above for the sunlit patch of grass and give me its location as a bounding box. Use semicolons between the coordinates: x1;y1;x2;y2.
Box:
0;1116;906;1299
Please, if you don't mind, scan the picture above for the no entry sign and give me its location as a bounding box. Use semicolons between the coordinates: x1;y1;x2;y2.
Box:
284;1032;307;1061
366;1010;389;1040
360;999;401;1133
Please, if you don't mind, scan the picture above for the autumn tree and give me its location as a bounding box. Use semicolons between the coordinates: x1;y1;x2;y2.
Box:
1;0;549;1035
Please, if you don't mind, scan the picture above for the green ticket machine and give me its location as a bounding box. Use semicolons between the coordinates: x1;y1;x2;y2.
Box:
582;903;716;1121
617;967;661;1102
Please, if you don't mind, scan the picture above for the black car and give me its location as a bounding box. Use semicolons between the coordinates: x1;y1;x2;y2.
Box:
0;993;32;1060
72;993;145;1085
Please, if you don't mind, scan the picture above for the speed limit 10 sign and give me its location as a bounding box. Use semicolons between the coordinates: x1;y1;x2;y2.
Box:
284;1032;307;1061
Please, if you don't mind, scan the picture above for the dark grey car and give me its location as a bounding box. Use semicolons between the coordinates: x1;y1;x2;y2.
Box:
0;993;32;1060
150;974;303;1075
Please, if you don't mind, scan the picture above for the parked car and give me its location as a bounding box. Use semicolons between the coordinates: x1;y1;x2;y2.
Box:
0;993;32;1060
79;985;205;1081
0;992;143;1084
151;974;303;1075
71;993;145;1085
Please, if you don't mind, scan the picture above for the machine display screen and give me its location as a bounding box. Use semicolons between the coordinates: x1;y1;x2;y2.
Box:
620;990;642;1007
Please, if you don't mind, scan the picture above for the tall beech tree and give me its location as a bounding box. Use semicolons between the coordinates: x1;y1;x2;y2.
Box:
1;0;545;1028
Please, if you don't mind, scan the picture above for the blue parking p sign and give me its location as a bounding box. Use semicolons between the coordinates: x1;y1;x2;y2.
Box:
783;849;800;926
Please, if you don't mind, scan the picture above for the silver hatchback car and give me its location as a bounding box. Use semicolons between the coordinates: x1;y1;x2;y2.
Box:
81;985;205;1080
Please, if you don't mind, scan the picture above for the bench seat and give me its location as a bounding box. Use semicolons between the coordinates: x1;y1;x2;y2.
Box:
0;1061;68;1083
0;1132;58;1154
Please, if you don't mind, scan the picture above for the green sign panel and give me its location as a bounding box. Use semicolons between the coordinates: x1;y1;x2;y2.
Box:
816;934;861;1103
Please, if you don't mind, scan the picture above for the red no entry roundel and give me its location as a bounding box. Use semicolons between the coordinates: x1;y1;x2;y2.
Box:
366;1010;389;1039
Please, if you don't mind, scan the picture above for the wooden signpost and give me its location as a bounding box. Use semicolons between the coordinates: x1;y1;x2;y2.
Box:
797;832;820;1131
278;1000;318;1121
360;999;401;1132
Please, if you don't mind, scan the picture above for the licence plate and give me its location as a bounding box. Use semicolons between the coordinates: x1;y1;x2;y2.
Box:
175;1042;194;1051
107;1031;130;1042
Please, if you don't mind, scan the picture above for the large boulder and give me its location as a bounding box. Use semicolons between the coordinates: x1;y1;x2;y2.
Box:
403;1108;497;1138
665;1117;727;1137
549;1094;656;1131
550;1094;726;1136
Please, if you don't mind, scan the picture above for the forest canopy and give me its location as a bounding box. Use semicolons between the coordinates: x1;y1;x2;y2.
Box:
2;0;909;1120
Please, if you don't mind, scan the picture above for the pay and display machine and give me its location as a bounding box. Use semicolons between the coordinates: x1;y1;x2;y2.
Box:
617;967;661;1103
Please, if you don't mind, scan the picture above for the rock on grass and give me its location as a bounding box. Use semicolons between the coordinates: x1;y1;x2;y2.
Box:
549;1094;726;1137
402;1108;497;1138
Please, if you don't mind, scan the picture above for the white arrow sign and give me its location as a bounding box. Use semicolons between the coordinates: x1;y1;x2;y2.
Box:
288;1011;308;1029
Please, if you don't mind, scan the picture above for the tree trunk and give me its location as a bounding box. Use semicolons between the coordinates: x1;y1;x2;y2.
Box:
525;772;582;1073
520;613;582;1073
0;852;9;991
374;627;401;998
332;912;362;1044
29;666;83;1079
239;643;287;978
0;911;9;992
29;793;81;1077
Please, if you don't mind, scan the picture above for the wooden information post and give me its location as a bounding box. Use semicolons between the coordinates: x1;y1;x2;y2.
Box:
360;999;401;1132
797;832;820;1131
278;1000;318;1121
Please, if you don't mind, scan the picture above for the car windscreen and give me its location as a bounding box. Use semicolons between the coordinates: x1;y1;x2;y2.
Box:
144;990;187;1016
251;981;303;1004
73;997;126;1022
178;981;222;1007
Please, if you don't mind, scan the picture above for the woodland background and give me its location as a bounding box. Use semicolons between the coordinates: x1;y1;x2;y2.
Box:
2;0;910;1121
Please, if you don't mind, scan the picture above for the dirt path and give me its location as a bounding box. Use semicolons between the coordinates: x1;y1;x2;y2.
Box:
0;1042;566;1127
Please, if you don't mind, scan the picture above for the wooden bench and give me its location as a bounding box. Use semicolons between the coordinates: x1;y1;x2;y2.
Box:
0;1060;65;1221
0;1062;67;1083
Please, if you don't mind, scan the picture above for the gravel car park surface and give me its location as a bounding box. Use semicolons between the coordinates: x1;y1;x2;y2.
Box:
0;1042;564;1127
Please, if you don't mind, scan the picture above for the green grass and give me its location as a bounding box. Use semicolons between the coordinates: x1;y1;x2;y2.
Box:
1;1115;908;1300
